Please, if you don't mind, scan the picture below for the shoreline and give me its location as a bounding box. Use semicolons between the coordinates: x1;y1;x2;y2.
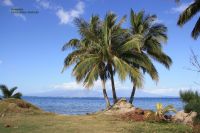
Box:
0;98;194;133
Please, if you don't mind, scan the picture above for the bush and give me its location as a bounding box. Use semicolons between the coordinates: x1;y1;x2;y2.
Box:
180;90;200;103
184;101;200;120
180;90;200;121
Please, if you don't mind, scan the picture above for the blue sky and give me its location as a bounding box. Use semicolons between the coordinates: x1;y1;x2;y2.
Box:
0;0;200;97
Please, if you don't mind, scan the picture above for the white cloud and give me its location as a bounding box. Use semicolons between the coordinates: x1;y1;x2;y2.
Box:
53;80;102;90
56;1;85;24
141;87;190;96
2;0;13;6
52;81;200;97
52;79;130;91
169;2;191;14
35;1;85;25
39;1;50;9
13;13;26;21
36;0;53;10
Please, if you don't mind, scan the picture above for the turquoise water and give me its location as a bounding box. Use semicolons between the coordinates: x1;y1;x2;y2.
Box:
23;97;184;115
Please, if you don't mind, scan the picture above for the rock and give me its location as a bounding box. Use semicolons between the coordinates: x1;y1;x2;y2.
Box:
104;98;135;115
113;98;133;109
172;110;197;125
183;112;197;125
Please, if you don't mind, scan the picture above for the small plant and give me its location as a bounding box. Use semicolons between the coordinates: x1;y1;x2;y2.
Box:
180;90;200;121
155;103;176;120
144;103;176;122
0;85;22;99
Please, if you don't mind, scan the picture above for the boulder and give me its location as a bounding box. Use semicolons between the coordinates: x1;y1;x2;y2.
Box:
172;110;197;125
112;98;133;109
104;98;135;115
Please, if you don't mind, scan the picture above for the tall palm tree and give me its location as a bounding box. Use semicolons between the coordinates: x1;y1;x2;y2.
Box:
0;85;22;99
62;13;143;106
177;0;200;39
90;13;143;104
62;16;111;108
101;13;128;104
127;10;172;104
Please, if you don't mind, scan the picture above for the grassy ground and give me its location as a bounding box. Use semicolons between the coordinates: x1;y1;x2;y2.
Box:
0;113;192;133
0;99;193;133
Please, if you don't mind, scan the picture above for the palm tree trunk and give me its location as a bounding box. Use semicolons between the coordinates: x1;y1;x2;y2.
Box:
129;83;136;104
101;79;111;108
108;64;118;104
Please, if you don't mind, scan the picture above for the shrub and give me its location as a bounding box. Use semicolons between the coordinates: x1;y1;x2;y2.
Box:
145;103;176;122
180;90;200;121
155;103;176;121
180;90;200;103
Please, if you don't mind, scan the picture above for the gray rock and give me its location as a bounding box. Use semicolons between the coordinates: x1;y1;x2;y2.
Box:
172;110;197;125
104;98;135;115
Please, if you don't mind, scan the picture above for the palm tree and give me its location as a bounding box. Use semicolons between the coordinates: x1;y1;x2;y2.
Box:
92;13;143;104
62;16;111;108
0;85;22;99
127;10;172;104
99;13;143;104
177;0;200;39
62;13;143;106
101;13;128;104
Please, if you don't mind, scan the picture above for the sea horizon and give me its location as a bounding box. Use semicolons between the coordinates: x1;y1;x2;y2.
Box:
22;96;180;98
21;96;183;115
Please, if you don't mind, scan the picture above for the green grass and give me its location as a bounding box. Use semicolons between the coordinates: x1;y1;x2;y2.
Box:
0;113;192;133
0;99;193;133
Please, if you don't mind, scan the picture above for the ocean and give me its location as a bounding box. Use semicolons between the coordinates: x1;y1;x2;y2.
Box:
23;97;184;115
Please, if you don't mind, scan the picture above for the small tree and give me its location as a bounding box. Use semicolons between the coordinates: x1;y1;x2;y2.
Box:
180;90;200;121
155;103;176;120
0;85;22;99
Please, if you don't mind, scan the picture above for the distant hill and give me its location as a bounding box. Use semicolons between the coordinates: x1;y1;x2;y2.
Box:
26;89;163;98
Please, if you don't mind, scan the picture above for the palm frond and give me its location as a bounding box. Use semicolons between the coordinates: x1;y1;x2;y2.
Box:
192;17;200;39
62;39;80;51
83;63;99;88
9;87;18;96
12;92;22;99
177;1;200;26
113;56;143;87
120;34;142;52
163;105;177;114
73;56;100;82
148;24;168;43
62;49;87;73
148;50;172;69
0;85;10;98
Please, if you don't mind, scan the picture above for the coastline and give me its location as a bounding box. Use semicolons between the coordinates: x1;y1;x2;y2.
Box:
0;99;192;133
